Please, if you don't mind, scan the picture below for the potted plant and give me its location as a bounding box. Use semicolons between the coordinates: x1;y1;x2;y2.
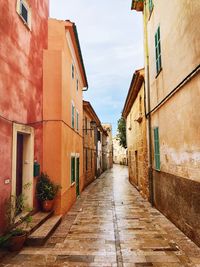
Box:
0;184;32;251
36;172;61;212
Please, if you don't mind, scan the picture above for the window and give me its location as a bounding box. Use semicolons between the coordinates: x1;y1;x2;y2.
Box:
155;26;162;74
85;117;87;135
76;111;79;131
76;79;79;92
97;131;101;141
91;150;93;169
72;103;75;128
154;127;160;170
71;156;75;184
149;0;153;14
72;64;74;79
86;149;88;171
16;0;31;29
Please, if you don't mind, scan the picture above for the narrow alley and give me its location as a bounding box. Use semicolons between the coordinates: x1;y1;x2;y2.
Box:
1;165;200;267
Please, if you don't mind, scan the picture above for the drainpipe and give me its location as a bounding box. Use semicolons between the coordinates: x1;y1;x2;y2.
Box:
144;1;154;206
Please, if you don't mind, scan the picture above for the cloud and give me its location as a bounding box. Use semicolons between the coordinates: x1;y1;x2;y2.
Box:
50;0;144;135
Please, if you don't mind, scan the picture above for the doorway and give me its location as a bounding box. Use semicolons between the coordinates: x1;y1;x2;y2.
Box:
12;123;34;212
76;157;80;197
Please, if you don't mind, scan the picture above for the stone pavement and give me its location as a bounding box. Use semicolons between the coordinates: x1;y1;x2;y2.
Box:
1;164;200;267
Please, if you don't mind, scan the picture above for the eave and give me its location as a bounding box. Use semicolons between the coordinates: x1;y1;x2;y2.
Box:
65;20;88;88
122;68;144;119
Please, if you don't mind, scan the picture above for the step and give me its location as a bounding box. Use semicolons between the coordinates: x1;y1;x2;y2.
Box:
20;211;54;235
26;215;62;246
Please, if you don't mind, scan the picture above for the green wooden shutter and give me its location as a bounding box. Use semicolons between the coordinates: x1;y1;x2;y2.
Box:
155;26;162;74
154;127;160;170
149;0;153;13
71;157;75;183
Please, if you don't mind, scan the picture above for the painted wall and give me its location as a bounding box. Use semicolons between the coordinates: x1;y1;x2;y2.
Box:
144;0;200;245
43;19;84;215
0;0;49;233
126;82;149;199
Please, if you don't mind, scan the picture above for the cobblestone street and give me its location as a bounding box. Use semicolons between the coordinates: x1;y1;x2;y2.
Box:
1;165;200;267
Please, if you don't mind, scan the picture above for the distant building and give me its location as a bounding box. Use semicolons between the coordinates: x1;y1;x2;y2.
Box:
43;18;88;214
131;0;200;246
102;124;113;171
83;101;100;187
0;0;49;233
122;69;149;199
113;137;127;166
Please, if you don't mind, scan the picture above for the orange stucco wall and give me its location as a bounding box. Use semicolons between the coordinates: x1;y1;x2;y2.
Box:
43;19;84;215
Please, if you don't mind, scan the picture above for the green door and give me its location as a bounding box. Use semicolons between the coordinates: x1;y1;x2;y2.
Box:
76;157;80;196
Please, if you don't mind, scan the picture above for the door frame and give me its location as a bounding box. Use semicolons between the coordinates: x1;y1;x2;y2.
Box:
12;123;34;210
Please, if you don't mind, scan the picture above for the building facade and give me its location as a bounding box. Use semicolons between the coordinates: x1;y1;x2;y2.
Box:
113;137;127;166
83;101;100;187
131;0;200;245
102;124;113;171
43;19;88;215
0;0;49;233
123;69;149;199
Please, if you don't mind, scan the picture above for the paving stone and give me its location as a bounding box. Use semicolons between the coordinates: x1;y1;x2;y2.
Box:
1;165;200;266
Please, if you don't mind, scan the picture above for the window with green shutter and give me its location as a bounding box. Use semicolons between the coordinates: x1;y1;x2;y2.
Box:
154;127;160;170
149;0;153;14
71;156;75;183
72;103;75;128
155;26;162;74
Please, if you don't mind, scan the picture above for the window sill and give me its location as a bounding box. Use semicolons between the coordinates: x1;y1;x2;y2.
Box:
155;68;162;79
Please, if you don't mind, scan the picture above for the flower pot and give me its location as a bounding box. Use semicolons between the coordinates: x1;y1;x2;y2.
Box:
42;199;54;212
8;233;27;252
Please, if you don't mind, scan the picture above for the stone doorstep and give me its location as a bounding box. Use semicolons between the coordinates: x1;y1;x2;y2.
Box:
26;215;62;246
20;211;54;235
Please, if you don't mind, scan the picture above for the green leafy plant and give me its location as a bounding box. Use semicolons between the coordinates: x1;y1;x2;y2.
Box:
36;172;61;201
0;184;32;248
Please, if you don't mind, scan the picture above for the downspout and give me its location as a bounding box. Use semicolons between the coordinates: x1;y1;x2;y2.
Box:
144;1;154;206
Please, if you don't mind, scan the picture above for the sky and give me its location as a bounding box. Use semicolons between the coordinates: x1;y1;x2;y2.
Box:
50;0;144;135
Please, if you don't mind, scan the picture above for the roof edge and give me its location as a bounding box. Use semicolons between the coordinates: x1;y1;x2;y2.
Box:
122;68;144;118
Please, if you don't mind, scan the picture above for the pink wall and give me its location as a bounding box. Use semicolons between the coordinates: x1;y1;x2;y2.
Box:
0;0;49;233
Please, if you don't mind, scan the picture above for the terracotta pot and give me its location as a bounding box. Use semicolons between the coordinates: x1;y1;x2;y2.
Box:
8;233;27;252
42;199;54;212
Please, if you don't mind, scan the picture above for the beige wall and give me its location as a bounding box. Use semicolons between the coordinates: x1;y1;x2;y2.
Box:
126;82;149;199
113;137;127;165
145;0;200;180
